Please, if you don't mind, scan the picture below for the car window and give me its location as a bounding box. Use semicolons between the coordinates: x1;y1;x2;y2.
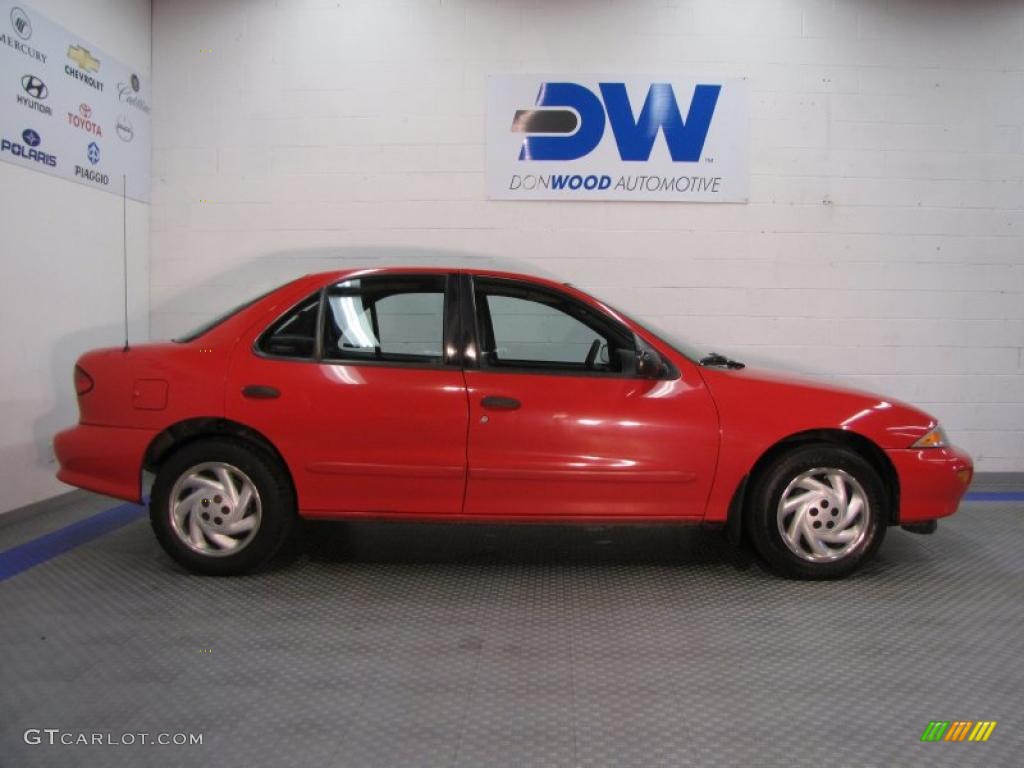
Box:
475;280;633;374
257;293;321;359
323;275;446;364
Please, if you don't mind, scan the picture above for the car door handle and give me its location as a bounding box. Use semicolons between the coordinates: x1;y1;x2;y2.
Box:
481;395;521;411
242;385;280;399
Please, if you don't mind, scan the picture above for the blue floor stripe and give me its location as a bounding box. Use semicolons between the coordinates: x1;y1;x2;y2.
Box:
964;491;1024;502
0;502;146;582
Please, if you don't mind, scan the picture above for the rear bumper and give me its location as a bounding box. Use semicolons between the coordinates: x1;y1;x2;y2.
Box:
887;445;973;523
54;423;156;503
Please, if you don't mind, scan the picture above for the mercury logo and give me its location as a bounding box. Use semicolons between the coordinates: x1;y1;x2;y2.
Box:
512;82;720;162
67;103;102;136
10;7;31;40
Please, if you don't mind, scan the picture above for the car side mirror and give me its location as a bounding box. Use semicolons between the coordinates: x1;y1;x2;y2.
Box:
636;347;667;379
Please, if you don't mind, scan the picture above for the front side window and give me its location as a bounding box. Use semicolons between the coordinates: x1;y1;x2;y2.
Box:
474;279;634;374
323;275;447;364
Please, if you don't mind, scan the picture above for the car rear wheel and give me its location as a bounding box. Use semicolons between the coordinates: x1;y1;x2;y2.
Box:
150;438;295;575
746;444;887;579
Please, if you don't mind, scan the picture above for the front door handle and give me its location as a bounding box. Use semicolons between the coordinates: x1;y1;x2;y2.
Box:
481;395;521;411
242;385;280;399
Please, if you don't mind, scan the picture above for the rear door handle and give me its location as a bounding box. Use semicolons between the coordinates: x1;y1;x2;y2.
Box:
481;395;521;411
242;385;280;399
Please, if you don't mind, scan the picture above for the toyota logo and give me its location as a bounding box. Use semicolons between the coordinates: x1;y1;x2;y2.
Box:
21;74;47;99
79;103;92;118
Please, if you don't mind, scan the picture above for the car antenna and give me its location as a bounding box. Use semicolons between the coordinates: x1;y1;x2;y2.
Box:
122;173;130;352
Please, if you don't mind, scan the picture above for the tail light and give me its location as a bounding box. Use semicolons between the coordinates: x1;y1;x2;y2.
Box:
74;365;94;396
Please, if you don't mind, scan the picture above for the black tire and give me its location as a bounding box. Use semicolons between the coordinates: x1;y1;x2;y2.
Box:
150;438;295;576
745;444;888;579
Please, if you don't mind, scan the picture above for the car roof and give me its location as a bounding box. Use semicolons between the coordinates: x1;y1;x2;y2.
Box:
304;266;569;289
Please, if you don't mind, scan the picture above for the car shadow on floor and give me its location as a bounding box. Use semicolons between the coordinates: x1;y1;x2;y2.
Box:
283;519;764;573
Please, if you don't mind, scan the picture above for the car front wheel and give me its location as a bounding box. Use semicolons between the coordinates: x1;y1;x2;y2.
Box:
746;444;888;579
150;439;295;576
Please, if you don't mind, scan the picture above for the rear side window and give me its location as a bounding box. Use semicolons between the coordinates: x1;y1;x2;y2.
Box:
257;293;321;359
322;275;447;364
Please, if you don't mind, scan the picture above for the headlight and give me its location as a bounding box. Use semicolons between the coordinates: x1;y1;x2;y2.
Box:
911;425;947;449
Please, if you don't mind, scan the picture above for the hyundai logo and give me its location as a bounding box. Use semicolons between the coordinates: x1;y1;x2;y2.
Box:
130;73;140;92
20;74;47;99
10;6;31;40
22;128;40;147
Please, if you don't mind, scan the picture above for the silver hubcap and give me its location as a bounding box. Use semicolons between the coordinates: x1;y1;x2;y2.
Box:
169;462;261;557
777;467;870;563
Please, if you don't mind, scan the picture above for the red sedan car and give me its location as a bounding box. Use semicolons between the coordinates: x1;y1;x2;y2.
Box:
54;268;973;578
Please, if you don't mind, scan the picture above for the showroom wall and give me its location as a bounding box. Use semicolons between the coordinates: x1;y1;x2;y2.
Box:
151;0;1024;471
0;0;151;513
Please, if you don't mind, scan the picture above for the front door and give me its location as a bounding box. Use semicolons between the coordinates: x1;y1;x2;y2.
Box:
462;276;719;519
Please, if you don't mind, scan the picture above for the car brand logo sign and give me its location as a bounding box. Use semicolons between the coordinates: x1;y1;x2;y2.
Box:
487;75;749;202
87;141;100;165
115;114;134;142
21;74;46;98
117;77;150;113
2;128;56;166
65;45;105;91
67;103;102;136
16;73;51;115
67;44;100;72
10;6;31;39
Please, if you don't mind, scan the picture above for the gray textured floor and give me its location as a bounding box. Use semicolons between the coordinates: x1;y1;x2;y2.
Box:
1;500;1021;768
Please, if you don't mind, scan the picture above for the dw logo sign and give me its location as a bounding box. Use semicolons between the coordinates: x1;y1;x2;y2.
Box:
487;75;749;202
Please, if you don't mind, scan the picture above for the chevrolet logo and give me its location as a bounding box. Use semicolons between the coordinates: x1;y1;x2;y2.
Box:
67;45;100;73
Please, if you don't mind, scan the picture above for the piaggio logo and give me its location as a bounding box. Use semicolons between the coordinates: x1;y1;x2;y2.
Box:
511;82;720;162
921;720;997;742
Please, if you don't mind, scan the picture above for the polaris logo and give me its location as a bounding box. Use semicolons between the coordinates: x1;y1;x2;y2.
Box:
2;129;56;167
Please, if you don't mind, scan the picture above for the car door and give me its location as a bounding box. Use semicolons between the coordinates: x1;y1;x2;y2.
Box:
462;275;719;519
226;272;469;517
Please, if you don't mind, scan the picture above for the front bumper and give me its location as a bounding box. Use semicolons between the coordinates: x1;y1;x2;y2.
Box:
54;423;157;503
886;445;973;523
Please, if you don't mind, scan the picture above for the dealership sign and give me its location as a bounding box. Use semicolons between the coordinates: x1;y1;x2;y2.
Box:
486;75;748;202
0;2;150;201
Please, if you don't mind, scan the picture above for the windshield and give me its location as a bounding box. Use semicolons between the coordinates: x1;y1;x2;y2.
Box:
173;288;276;343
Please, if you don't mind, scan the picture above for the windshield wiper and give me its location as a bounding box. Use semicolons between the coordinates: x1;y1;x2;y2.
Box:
699;352;745;370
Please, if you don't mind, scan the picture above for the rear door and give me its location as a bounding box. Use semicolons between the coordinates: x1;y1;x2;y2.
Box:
461;275;719;519
226;273;470;516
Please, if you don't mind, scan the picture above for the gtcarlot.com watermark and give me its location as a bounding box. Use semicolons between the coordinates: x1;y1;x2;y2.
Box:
24;729;203;747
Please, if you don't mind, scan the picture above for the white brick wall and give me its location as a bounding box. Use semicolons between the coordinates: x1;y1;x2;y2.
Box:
151;0;1024;471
